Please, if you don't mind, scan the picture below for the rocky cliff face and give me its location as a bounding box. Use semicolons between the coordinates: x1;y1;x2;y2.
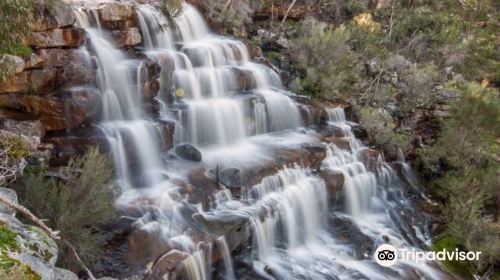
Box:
0;0;170;168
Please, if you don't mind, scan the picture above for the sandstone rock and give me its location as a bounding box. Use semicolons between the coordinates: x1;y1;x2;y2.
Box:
99;2;135;22
175;144;202;162
111;28;142;47
0;87;100;131
29;28;86;48
24;53;45;69
32;0;76;31
0;69;60;94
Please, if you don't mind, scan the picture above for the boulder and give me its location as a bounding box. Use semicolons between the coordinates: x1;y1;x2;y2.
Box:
175;144;202;162
0;119;45;139
145;250;190;280
111;28;142;47
99;2;135;22
29;28;86;49
32;0;76;31
219;168;242;188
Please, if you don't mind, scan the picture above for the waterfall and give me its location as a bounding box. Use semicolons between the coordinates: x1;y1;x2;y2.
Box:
70;1;451;279
135;3;301;146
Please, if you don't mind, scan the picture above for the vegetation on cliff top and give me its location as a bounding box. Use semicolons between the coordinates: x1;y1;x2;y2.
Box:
18;148;116;271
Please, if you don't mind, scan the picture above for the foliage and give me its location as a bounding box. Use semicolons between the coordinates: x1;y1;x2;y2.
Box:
203;0;254;35
19;148;116;271
420;83;500;273
0;0;33;55
0;133;30;187
160;0;183;19
294;19;360;99
0;264;40;280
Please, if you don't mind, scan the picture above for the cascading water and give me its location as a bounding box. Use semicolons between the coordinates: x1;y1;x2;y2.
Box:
70;1;454;279
135;4;301;146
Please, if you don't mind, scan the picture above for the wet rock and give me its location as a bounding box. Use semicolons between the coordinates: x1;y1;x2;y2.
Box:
99;2;135;22
0;119;45;139
44;126;108;166
175;144;202;162
234;68;257;91
154;120;175;152
219;168;242;188
324;137;351;151
112;28;142;47
29;28;87;48
318;170;344;201
32;0;76;31
142;80;160;99
145;250;190;280
350;124;369;141
291;95;328;126
330;216;374;259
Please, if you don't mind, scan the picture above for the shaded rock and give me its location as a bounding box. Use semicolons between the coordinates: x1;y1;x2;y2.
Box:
175;144;202;162
142;80;160;99
219;168;242;188
112;28;142;47
32;0;76;31
29;28;86;48
127;226;172;268
154;120;175;153
44;126;108;166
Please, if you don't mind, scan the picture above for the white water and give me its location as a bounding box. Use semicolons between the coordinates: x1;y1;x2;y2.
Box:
71;1;451;279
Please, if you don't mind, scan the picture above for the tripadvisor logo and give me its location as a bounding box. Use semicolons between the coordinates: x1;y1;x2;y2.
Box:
374;244;482;267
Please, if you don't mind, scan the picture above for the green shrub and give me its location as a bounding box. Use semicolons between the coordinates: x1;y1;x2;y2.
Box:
19;148;116;271
419;83;500;274
0;0;33;55
294;19;360;99
160;0;183;18
204;0;254;35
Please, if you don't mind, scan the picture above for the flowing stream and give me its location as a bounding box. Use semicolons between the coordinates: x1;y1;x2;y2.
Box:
71;1;453;279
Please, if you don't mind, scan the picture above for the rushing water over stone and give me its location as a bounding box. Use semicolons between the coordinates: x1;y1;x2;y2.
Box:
69;1;454;279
